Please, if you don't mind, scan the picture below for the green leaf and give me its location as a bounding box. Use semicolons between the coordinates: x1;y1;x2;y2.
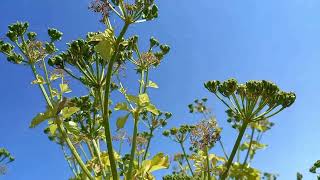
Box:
127;94;139;104
64;121;80;135
116;113;130;131
147;80;159;88
142;153;169;174
145;104;159;115
50;73;61;81
89;29;115;61
31;74;46;84
49;124;58;136
61;107;80;119
30;108;55;128
138;93;150;106
114;102;129;111
60;83;71;94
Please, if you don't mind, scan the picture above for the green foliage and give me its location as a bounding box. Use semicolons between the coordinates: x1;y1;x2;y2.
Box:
0;2;298;180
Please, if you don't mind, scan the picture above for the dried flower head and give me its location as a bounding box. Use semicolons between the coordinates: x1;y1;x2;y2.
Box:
89;0;111;22
27;40;46;63
190;119;221;151
137;52;160;70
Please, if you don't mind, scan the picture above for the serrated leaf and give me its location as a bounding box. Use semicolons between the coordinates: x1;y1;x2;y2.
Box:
147;80;159;88
145;104;159;115
31;74;46;84
116;113;130;131
114;102;129;111
60;83;71;94
30;108;54;128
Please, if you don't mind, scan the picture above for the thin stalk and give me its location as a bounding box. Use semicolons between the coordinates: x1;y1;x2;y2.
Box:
58;124;94;180
205;147;211;180
143;128;153;160
221;121;248;180
79;143;90;162
179;142;194;176
92;140;107;179
61;145;78;178
218;139;228;159
41;59;54;101
101;21;130;180
243;128;255;165
127;114;139;179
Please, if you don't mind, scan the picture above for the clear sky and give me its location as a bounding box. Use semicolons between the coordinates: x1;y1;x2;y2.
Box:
1;0;320;179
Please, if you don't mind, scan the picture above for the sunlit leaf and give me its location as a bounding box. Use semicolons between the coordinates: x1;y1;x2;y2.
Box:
147;80;159;88
60;83;71;94
116;113;130;131
61;107;80;119
31;74;46;84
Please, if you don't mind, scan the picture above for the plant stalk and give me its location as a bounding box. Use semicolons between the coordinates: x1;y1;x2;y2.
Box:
221;121;248;180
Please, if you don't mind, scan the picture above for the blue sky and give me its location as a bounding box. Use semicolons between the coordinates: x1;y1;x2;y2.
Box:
1;0;320;179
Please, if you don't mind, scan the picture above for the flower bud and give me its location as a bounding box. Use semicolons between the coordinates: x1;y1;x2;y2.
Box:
150;37;160;48
27;32;37;41
7;53;23;64
162;130;170;137
0;43;14;54
160;44;170;55
8;22;29;36
204;80;220;93
48;28;63;42
6;31;18;42
170;127;178;135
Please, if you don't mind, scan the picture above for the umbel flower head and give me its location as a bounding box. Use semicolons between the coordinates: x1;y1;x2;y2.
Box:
204;78;296;124
190;119;221;151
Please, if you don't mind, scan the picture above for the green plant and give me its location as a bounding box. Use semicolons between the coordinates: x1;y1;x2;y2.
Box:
0;1;297;179
162;79;295;180
0;148;14;175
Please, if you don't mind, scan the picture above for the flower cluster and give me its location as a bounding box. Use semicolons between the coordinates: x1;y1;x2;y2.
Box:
204;78;296;123
190;119;221;151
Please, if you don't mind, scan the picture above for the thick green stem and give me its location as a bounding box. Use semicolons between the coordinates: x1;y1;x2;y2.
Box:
127;115;139;179
101;21;130;180
243;128;255;165
221;122;248;180
179;142;194;176
205;147;211;180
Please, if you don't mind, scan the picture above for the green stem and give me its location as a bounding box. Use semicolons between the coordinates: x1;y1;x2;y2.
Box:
205;147;211;180
30;65;52;107
92;140;107;179
243;128;255;165
221;121;248;180
58;124;94;180
127;114;139;180
41;59;54;101
101;21;130;180
218;139;228;159
143;128;153;160
61;145;78;178
179;142;194;176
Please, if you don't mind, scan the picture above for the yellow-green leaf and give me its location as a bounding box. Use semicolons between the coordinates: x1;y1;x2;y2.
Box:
60;83;71;94
30;108;54;128
114;102;129;111
145;104;159;115
31;74;46;84
139;93;150;106
147;80;159;88
116;113;130;131
61;107;80;119
89;29;115;61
